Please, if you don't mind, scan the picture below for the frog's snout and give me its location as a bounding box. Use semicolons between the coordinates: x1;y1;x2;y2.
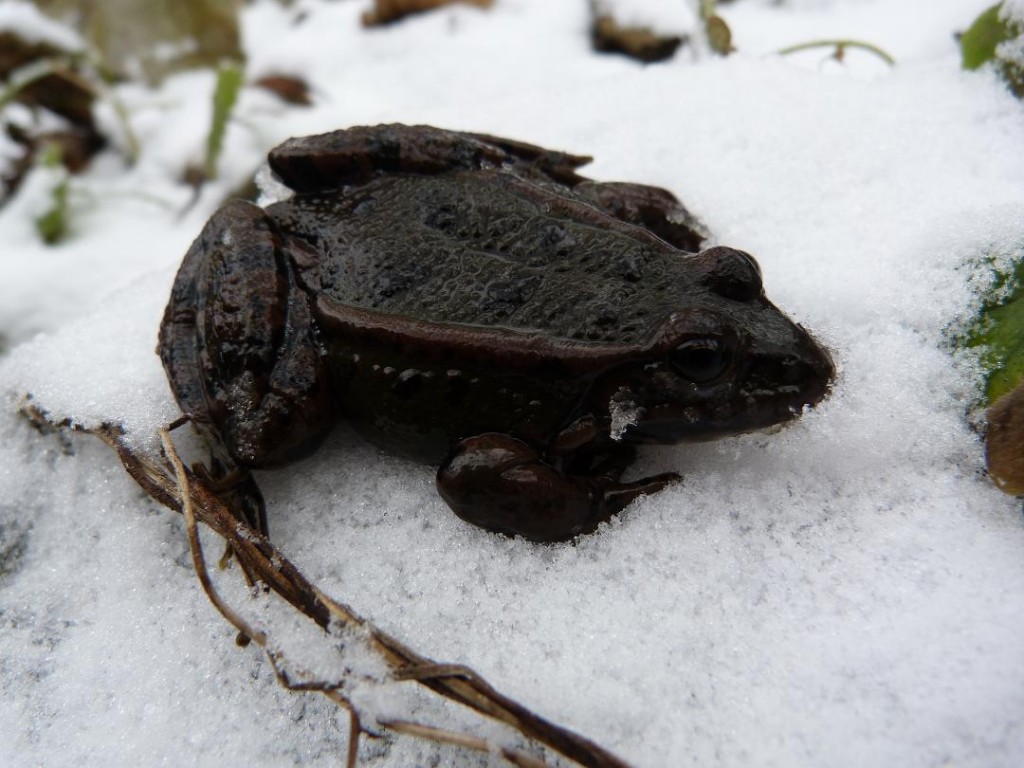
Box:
747;321;835;411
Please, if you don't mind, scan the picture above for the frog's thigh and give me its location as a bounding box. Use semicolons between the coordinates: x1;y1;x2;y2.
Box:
575;180;709;252
238;247;339;467
190;202;335;467
436;434;677;542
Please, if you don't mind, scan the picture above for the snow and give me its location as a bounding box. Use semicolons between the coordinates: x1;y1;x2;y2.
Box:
1004;0;1024;22
593;0;699;35
0;0;83;51
3;0;1024;766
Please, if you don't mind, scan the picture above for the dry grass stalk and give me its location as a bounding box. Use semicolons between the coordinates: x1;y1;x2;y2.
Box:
20;402;632;768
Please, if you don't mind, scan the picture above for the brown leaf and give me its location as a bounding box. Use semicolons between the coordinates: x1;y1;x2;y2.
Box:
253;74;313;106
591;14;685;64
987;383;1024;495
0;33;95;128
362;0;494;27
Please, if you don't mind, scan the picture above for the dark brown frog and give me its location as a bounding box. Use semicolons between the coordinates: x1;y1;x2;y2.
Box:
159;124;834;542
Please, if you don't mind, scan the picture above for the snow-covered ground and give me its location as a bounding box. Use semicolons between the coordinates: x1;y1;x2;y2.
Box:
2;0;1024;766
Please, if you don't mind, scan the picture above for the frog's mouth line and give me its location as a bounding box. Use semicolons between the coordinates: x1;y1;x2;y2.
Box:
623;394;816;444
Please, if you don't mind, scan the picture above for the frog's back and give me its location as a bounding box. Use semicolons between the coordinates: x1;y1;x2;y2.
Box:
267;171;702;347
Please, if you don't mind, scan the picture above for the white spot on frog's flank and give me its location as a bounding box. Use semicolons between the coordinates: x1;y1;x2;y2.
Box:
255;162;294;206
665;209;689;225
609;387;643;441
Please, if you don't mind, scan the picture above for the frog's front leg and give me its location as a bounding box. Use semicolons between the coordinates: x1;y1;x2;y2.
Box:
268;124;594;194
268;124;514;193
436;434;676;542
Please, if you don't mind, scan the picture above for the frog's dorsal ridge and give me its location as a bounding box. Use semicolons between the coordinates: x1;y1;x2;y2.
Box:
310;292;680;375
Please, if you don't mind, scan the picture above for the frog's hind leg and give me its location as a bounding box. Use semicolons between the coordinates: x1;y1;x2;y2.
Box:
574;180;710;252
159;199;339;473
436;434;677;542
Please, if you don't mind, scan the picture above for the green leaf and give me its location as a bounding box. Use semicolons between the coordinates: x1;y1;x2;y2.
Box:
204;61;244;181
34;144;70;245
961;3;1014;70
965;252;1024;404
960;245;1024;495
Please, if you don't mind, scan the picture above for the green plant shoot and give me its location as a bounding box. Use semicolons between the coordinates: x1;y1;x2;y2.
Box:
204;61;244;180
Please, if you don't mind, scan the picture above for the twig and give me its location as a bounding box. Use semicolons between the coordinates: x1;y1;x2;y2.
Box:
20;403;633;768
159;427;266;645
777;39;896;66
380;718;551;768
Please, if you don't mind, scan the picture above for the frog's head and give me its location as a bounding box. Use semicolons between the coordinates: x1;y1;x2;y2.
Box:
603;247;835;443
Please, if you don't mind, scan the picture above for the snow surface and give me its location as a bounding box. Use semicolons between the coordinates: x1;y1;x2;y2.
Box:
0;0;82;51
2;0;1024;766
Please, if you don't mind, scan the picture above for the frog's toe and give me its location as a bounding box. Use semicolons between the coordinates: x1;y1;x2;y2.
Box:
603;472;680;513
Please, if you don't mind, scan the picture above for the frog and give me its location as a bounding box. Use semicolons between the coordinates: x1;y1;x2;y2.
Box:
158;124;834;543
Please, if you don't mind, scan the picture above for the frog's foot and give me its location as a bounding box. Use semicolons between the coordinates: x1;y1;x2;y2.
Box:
436;434;677;542
197;459;269;536
574;180;709;252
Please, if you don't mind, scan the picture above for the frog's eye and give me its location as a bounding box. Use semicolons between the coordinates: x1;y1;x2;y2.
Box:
696;247;764;302
669;338;731;383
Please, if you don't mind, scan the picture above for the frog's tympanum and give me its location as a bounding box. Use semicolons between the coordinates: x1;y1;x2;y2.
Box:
159;124;834;542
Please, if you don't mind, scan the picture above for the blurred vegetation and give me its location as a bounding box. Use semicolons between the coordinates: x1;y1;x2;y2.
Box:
961;2;1024;97
0;0;248;241
958;3;1024;494
35;0;243;84
204;61;244;181
0;33;105;202
961;245;1024;494
699;0;734;55
33;143;70;244
966;258;1024;407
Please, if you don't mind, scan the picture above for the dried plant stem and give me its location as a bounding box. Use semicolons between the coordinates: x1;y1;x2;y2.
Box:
160;427;266;646
21;403;632;768
379;719;550;768
777;39;896;66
